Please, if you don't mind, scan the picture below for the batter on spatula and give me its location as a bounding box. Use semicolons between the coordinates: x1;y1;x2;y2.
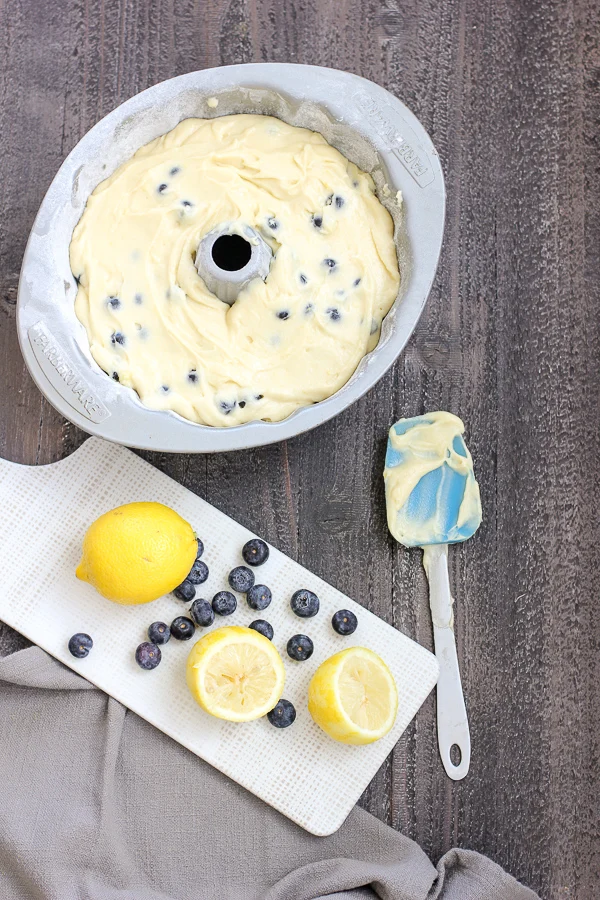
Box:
384;410;482;547
70;115;400;427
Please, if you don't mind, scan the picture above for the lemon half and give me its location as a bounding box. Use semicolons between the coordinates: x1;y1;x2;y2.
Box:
186;626;285;722
76;501;197;605
308;647;398;745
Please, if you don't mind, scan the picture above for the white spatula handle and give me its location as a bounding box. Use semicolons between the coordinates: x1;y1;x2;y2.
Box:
422;544;470;780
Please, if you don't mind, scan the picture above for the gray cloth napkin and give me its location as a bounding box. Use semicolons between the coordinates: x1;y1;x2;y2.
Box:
0;647;538;900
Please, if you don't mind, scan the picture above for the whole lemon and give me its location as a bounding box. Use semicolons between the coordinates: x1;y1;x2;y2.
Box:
76;502;197;604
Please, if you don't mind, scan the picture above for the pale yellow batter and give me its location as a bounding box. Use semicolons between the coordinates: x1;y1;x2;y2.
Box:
383;412;482;547
70;114;400;426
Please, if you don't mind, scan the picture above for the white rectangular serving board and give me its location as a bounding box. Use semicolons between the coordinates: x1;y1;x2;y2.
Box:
0;438;438;835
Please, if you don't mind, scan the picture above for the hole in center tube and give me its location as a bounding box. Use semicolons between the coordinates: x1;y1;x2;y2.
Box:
211;234;252;272
450;744;462;767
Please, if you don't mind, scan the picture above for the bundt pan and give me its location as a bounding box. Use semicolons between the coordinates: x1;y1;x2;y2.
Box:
17;63;445;453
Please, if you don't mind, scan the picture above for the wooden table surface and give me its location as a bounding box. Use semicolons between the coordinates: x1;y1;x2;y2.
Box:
1;1;599;897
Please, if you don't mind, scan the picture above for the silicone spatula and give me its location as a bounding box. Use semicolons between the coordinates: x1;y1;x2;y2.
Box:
383;411;482;780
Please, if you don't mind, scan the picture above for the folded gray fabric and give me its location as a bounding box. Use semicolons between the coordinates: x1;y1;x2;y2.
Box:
0;647;538;900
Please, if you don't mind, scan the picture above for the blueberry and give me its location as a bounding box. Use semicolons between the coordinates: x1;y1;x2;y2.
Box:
267;216;279;230
335;195;345;208
242;538;269;566
188;370;198;383
276;310;290;320
170;166;180;175
219;400;236;415
304;303;314;315
299;273;308;285
212;591;237;616
148;621;171;645
332;609;358;636
173;580;195;602
187;559;209;585
249;619;274;640
170;617;195;640
327;307;341;321
134;293;143;304
190;598;215;628
228;566;255;593
107;296;121;309
112;371;120;381
255;394;264;401
267;699;296;727
290;589;320;618
181;199;193;208
111;331;125;345
158;183;168;193
195;538;204;558
312;214;323;228
161;385;170;393
323;258;336;270
135;641;162;669
353;277;361;287
68;633;93;659
287;634;313;661
246;584;272;611
238;400;246;408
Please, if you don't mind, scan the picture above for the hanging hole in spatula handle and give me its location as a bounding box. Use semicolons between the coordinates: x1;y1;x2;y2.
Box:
450;743;462;767
440;732;471;779
439;730;470;780
438;720;470;781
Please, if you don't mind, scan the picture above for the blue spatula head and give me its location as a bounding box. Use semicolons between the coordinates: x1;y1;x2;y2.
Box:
383;411;482;548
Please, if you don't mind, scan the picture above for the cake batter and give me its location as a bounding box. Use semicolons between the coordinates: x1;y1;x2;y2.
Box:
70;115;400;426
383;411;482;547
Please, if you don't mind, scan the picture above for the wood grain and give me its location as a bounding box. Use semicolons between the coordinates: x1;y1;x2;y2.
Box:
0;0;598;896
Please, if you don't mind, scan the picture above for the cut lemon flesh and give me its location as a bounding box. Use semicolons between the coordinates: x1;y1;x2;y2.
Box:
308;647;398;745
186;626;285;722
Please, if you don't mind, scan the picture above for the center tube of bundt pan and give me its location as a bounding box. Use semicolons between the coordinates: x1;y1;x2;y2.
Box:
196;225;272;304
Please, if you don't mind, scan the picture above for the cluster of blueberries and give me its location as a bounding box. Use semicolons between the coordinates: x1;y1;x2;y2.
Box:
67;535;358;730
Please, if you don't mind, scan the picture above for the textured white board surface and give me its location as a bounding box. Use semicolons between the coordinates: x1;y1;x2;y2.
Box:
0;438;438;835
